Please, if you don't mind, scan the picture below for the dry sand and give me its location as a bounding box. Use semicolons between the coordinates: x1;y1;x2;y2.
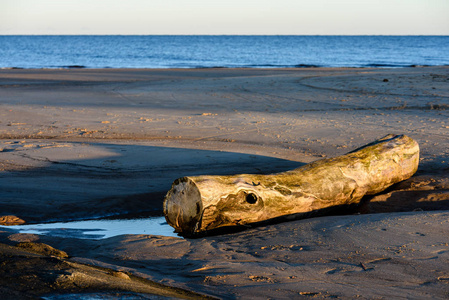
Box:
0;67;448;299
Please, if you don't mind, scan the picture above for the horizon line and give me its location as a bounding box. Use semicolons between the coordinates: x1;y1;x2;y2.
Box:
1;34;448;36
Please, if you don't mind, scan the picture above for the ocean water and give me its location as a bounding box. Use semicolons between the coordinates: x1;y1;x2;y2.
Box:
1;35;448;69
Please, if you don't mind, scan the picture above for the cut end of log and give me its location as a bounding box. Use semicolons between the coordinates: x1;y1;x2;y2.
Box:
163;177;202;235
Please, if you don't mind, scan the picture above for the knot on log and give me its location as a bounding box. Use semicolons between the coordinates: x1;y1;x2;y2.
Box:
245;192;258;204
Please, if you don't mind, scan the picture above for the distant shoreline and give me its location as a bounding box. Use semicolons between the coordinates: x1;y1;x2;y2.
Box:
2;64;449;71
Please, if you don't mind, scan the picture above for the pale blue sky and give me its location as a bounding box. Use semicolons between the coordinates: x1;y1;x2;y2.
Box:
1;0;448;35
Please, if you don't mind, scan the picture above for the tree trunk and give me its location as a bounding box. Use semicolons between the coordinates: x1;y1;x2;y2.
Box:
164;134;419;236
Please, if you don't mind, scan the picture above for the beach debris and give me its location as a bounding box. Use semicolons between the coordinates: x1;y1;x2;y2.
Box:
164;134;419;236
0;215;26;226
360;262;368;271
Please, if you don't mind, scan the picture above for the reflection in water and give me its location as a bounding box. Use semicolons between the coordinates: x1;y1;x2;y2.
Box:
2;217;179;239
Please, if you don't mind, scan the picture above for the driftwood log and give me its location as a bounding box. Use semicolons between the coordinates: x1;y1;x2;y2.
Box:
164;134;419;235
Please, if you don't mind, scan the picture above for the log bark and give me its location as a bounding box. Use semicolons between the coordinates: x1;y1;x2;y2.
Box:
164;134;419;235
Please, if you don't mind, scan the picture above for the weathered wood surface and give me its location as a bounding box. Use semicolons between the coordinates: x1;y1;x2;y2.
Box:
164;134;419;235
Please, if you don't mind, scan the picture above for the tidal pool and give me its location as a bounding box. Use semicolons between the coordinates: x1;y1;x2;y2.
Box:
2;217;179;239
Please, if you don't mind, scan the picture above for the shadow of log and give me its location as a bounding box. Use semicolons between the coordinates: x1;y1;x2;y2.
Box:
358;174;449;213
181;202;363;238
361;189;449;213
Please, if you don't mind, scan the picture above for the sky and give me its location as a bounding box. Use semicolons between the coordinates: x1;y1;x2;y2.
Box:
1;0;448;35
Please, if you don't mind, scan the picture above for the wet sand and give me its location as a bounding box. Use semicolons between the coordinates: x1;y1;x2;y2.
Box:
0;67;448;298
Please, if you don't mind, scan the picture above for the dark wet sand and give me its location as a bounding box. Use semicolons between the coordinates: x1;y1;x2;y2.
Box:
0;67;448;299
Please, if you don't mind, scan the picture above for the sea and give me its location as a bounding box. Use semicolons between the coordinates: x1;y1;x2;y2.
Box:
1;35;448;69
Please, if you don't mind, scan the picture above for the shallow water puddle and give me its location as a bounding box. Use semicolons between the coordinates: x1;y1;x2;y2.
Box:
2;217;179;239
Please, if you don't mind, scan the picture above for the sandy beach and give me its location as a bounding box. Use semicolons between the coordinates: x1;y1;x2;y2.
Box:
0;67;448;299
